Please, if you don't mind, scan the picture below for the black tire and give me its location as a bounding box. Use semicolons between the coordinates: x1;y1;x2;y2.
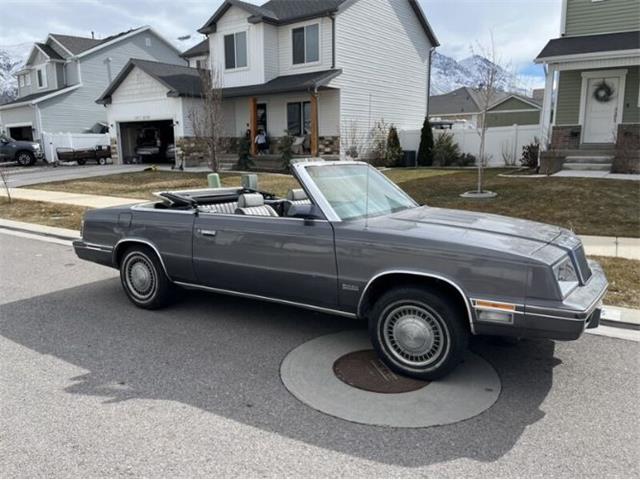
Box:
368;286;469;381
98;158;107;165
16;150;35;166
77;159;87;166
119;246;174;309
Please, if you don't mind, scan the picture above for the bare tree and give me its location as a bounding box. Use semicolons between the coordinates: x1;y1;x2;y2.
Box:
187;67;226;172
0;165;11;203
471;32;513;193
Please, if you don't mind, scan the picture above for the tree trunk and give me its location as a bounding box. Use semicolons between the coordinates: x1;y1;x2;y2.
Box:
477;110;487;193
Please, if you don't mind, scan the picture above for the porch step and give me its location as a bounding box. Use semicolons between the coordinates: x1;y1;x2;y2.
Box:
564;155;614;164
558;149;615;158
563;162;612;172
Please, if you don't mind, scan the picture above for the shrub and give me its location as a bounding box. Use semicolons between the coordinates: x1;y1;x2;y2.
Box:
369;120;389;166
280;130;295;171
417;117;434;166
432;132;461;166
521;138;540;169
236;135;253;170
455;153;476;167
385;125;404;166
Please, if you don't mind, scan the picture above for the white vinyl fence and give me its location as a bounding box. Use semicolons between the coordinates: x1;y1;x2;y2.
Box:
399;124;539;167
41;132;111;162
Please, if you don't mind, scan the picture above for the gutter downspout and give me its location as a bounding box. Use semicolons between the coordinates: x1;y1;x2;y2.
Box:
330;14;336;69
426;46;436;118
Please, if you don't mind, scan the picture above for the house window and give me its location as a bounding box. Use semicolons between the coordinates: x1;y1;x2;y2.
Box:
36;67;46;88
224;31;247;70
196;59;202;69
287;101;311;136
145;37;152;47
292;24;319;65
25;74;31;86
19;75;24;87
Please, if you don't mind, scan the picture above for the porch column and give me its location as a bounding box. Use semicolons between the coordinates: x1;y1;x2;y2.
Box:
539;64;556;152
310;91;319;157
249;97;257;156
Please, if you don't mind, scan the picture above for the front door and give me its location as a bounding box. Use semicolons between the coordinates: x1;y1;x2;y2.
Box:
583;76;620;144
192;213;339;309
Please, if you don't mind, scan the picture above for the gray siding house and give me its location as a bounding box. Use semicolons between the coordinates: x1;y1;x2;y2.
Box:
0;26;186;142
535;0;639;173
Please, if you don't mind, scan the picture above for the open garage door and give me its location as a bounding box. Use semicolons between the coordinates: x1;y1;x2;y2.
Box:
118;120;175;164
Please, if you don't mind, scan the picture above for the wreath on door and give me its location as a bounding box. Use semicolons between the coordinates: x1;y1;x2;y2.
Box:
593;80;614;103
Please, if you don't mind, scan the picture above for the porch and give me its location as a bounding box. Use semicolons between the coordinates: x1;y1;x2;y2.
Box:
536;31;640;173
220;69;342;157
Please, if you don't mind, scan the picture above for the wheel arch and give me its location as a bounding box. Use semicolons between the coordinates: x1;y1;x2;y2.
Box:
113;238;171;279
357;271;475;334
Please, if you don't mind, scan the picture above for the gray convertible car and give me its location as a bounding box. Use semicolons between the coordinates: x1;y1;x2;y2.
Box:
74;160;607;380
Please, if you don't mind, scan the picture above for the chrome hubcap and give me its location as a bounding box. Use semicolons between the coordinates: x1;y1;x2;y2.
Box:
124;254;156;300
382;304;446;367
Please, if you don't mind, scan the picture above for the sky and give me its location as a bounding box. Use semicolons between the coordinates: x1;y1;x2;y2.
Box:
0;0;562;88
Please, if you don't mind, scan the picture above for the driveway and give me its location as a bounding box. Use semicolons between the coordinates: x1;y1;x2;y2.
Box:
2;164;148;188
0;232;638;477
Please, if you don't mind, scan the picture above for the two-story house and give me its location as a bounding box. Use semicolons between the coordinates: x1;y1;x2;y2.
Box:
0;26;185;144
199;0;438;157
181;39;210;69
535;0;639;173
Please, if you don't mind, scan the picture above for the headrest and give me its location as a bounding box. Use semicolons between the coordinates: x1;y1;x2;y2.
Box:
237;193;264;208
287;189;308;201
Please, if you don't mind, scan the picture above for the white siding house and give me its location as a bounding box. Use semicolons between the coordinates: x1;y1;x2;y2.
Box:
194;0;438;157
0;26;185;144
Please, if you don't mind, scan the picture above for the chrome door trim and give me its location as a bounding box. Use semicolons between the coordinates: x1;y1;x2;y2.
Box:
357;270;476;334
174;281;357;319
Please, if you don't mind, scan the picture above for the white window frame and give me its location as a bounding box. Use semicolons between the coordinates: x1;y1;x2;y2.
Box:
291;23;321;67
36;66;47;89
145;37;152;47
25;74;31;86
19;75;24;87
223;31;248;71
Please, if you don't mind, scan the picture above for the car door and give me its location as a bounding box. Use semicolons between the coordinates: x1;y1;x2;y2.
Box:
192;212;339;310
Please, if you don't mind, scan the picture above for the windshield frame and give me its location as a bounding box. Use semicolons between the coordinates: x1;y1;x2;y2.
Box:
292;160;419;222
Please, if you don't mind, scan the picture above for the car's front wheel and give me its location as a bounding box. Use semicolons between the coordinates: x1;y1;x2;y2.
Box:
119;246;174;309
16;151;35;166
368;287;469;381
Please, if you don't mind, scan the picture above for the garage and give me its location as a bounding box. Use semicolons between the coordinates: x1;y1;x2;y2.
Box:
97;59;205;166
118;120;175;164
7;125;34;141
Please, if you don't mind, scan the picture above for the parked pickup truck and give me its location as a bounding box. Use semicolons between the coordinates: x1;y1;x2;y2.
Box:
0;133;44;166
56;145;111;165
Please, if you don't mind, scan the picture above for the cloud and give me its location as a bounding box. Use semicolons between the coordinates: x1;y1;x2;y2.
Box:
0;0;560;83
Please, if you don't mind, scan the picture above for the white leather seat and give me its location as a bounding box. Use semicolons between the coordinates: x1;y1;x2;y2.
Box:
235;193;278;217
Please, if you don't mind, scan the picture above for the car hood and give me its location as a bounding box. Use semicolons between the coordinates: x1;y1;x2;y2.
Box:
388;207;564;244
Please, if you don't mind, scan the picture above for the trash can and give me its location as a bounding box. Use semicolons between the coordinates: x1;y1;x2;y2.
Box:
401;150;417;167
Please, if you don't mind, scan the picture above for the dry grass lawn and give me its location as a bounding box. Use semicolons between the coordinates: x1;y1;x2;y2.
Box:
0;198;87;231
591;256;640;309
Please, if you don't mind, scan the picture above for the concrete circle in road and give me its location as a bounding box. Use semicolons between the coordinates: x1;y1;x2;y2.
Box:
281;330;501;427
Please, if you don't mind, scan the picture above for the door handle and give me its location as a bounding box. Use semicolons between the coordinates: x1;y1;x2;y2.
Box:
198;229;217;237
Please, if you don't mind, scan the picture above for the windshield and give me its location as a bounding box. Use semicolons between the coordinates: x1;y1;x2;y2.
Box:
304;164;418;221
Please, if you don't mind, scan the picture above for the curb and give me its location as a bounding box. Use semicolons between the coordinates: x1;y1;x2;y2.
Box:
0;217;638;333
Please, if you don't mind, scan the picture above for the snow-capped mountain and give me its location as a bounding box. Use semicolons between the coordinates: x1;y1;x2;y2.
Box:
0;43;30;105
431;52;527;96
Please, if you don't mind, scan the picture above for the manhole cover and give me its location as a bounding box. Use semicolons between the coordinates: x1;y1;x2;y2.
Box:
333;349;429;394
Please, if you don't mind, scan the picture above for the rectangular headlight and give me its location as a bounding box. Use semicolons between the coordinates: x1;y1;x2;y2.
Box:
554;256;579;297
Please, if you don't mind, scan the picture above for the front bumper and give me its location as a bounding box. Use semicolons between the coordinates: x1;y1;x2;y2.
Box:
474;260;608;340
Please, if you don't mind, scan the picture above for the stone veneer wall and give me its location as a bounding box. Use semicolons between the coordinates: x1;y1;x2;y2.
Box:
613;124;640;174
110;137;120;164
550;125;581;150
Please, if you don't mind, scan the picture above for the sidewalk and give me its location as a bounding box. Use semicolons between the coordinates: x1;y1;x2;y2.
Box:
1;187;138;208
1;186;639;259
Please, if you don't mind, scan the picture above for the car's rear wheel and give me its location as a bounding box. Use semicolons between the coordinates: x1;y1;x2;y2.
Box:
16;151;35;166
368;286;469;380
119;246;173;309
77;159;86;166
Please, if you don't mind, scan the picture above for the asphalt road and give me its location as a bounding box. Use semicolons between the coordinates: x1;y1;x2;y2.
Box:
1;232;638;478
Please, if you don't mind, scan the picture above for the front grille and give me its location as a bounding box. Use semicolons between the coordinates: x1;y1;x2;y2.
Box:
573;245;592;283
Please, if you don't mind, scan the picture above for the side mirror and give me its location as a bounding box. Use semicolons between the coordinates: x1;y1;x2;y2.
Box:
0;138;8;144
288;203;324;224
